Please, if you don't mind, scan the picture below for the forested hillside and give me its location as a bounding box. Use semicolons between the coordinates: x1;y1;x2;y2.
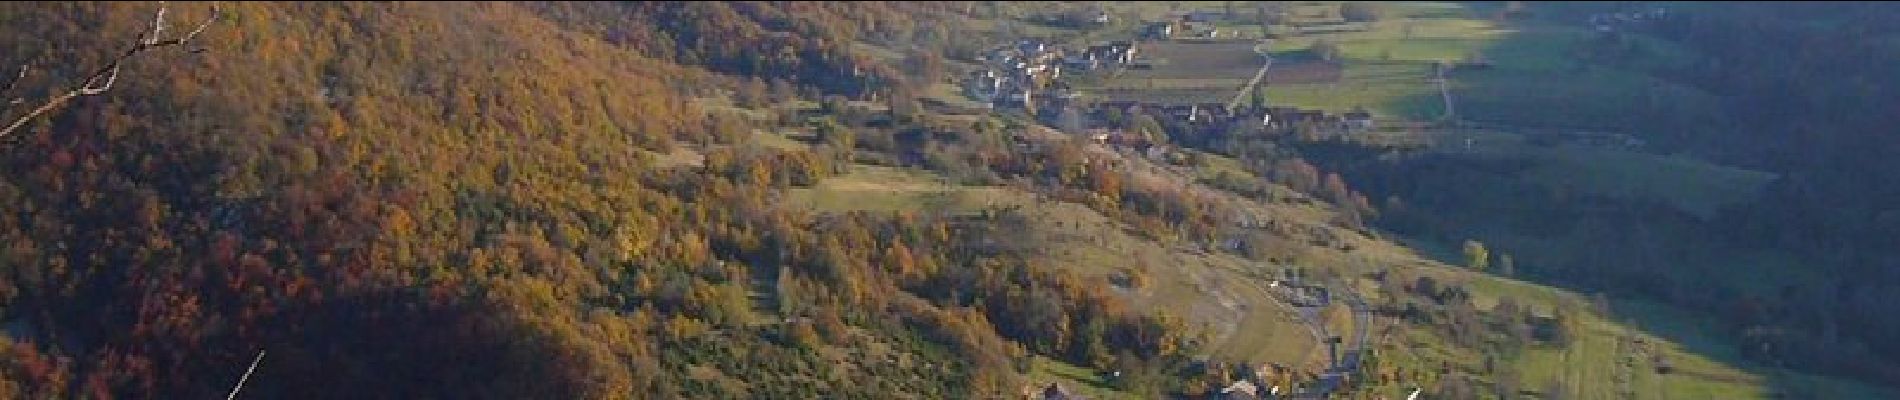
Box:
1523;2;1900;383
0;2;1204;398
1661;2;1900;384
1658;2;1900;367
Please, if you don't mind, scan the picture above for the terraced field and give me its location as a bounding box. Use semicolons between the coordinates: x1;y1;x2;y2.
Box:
842;2;1899;398
785;163;1320;370
1084;39;1267;103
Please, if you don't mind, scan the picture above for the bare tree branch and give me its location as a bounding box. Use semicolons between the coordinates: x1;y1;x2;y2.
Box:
226;349;265;400
1;65;24;102
0;2;221;141
80;65;121;95
148;1;168;46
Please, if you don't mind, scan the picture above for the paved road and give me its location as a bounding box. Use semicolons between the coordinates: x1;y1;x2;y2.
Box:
1231;268;1329;370
1307;284;1371;398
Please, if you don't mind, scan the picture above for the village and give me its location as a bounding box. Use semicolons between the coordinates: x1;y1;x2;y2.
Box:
967;5;1682;400
963;13;1393;400
962;11;1378;165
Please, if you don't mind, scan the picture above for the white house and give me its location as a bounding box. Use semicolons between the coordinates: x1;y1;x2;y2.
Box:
1019;40;1046;55
1219;380;1259;398
1146;22;1174;38
1064;56;1099;70
1343;111;1374;131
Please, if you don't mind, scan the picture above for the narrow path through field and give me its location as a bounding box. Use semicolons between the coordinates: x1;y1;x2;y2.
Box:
1225;47;1275;110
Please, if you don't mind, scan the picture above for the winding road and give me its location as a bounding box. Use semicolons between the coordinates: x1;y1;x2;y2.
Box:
1267;275;1370;399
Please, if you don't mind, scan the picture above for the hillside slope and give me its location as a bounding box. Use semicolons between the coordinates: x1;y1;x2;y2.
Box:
0;2;1196;398
1;2;1893;400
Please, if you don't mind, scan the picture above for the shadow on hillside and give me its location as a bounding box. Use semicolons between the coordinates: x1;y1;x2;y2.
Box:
1345;2;1899;398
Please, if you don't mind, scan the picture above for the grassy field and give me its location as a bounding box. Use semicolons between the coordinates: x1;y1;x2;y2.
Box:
1512;145;1774;218
1263;59;1441;119
1262;59;1343;84
785;162;1320;370
784;165;1016;213
823;2;1897;397
1118;40;1267;80
1259;7;1496;120
1426;129;1777;219
784;146;1889;400
1251;0;1763;220
1026;356;1137;400
1341;261;1896;400
1252;1;1720;130
1239;3;1889;397
1084;40;1267;104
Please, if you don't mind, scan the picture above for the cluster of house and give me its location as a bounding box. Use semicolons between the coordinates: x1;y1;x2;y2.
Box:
968;10;1252;111
1087;101;1374;136
965;39;1141;109
1589;7;1669;33
1050;101;1375;167
1211;360;1300;400
1144;10;1229;40
1023;361;1296;399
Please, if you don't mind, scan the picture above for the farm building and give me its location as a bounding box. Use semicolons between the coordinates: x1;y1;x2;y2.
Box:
1063;56;1099;70
1197;102;1230;116
1144;22;1174;39
1343;110;1374;131
1184;22;1219;38
1164;104;1200;121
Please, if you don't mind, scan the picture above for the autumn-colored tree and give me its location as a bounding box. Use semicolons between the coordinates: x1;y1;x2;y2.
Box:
0;3;1215;398
1463;240;1490;271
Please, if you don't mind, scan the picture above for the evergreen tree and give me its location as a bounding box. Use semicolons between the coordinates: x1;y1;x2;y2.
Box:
1463;240;1490;272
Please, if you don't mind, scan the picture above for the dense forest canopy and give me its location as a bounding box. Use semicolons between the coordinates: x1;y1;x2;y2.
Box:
1664;2;1900;382
1541;1;1900;379
0;2;1204;398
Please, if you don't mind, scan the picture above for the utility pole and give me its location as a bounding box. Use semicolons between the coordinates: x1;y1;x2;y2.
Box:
1434;62;1456;123
1327;335;1343;370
